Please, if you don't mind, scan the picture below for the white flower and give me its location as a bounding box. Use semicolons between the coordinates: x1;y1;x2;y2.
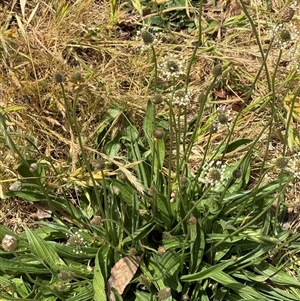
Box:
270;22;300;49
217;105;233;123
199;160;226;188
158;53;185;81
136;29;159;51
66;230;87;254
172;89;192;107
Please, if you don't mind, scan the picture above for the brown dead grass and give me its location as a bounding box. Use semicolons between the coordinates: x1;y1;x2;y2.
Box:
0;0;299;230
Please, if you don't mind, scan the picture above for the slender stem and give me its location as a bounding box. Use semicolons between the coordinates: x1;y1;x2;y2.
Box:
239;0;272;92
185;0;203;89
181;77;217;170
167;96;176;201
151;45;158;92
70;87;105;219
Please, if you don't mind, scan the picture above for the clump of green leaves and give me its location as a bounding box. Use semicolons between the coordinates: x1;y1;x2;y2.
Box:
1;1;300;301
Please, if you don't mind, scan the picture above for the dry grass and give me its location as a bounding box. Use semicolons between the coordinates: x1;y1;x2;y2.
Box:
0;0;300;230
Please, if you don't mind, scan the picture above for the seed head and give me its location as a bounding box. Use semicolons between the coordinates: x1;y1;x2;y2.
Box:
166;60;180;73
2;235;17;252
231;255;238;261
162;232;171;240
93;158;106;170
141;30;154;45
275;157;289;169
172;89;191;107
58;270;75;281
51;281;71;292
129;247;137;256
212;64;223;77
218;113;228;125
207;168;222;183
157;287;171;300
232;169;242;179
66;232;86;249
159;53;185;81
118;172;126;181
29;162;38;173
153;127;165;139
200;161;226;187
157;246;166;255
139;275;151;288
148;187;157;197
152;94;164;105
188;216;197;225
180;176;188;187
209;123;218;134
54;72;65;84
279;29;291;41
70;72;83;83
91;216;103;226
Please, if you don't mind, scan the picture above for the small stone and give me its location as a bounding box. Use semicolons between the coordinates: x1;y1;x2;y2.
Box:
2;234;17;251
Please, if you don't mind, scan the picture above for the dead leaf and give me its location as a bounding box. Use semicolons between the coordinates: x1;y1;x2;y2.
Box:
231;100;244;112
31;208;52;220
213;89;227;99
107;255;142;301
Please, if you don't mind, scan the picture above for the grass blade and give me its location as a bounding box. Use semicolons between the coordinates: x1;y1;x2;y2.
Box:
93;250;107;300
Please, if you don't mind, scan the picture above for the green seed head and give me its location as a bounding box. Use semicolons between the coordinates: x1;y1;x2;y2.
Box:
166;60;179;73
232;255;238;261
152;94;164;105
212;64;222;77
141;30;154;44
70;72;83;83
218;113;228;124
54;72;65;84
139;275;152;288
129;247;137;256
180;176;188;187
207;168;222;182
275;157;289;169
148;187;157;197
51;281;71;292
157;287;171;301
93;158;106;170
153;127;165;139
279;29;291;41
58;270;75;281
67;233;85;247
209;123;218;134
162;232;171;240
232;169;242;179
